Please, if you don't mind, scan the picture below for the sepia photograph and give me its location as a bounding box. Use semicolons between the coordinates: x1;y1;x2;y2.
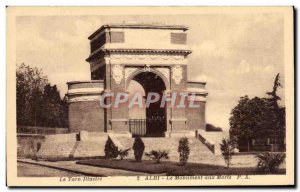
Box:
6;6;294;187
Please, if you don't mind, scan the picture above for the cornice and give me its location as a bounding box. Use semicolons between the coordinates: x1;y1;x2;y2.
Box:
86;48;191;62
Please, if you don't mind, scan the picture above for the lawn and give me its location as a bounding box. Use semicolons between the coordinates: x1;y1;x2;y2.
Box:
77;159;286;176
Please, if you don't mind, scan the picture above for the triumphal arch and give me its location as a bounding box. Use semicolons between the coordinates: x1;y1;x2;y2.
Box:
67;24;208;137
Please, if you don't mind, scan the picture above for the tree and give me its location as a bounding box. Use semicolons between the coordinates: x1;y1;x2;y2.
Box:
132;136;145;162
16;63;69;128
41;84;68;127
265;73;286;144
229;96;269;151
220;139;235;168
178;137;190;166
206;124;223;132
17;63;48;126
60;96;69;128
104;137;118;158
266;73;281;106
229;73;286;152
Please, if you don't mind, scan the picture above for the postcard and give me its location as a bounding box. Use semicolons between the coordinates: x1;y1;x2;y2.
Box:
6;6;294;187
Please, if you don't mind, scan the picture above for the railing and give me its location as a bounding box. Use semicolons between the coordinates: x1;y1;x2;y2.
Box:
129;119;146;136
129;117;166;137
197;132;215;154
17;126;68;135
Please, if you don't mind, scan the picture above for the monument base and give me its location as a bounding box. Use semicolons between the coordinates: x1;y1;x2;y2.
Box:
164;130;195;138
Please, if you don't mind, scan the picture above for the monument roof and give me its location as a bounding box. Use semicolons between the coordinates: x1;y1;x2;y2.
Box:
88;23;189;40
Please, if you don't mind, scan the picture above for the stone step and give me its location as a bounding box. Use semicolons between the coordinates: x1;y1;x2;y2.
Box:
36;132;216;162
36;133;108;160
114;136;214;163
36;141;76;159
73;140;107;158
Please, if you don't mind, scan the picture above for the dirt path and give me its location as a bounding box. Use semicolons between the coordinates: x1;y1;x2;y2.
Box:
18;162;82;177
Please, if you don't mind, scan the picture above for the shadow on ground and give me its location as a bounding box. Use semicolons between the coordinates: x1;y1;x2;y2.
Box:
77;158;286;176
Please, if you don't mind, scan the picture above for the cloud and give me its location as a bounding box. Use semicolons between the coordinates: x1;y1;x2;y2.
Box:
229;59;275;75
191;39;232;59
192;74;209;82
229;60;250;74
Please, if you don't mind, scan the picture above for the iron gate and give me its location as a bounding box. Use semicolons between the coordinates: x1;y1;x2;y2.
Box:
129;117;166;137
129;119;146;136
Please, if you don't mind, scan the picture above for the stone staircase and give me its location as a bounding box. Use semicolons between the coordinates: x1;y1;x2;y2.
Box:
115;136;215;163
36;132;108;160
36;141;77;160
36;131;219;163
73;139;107;158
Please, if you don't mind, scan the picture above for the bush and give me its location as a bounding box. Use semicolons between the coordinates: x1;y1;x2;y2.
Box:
220;139;235;168
104;137;118;159
206;124;223;132
145;150;169;164
117;148;131;160
256;152;285;173
132;136;145;162
178;137;190;166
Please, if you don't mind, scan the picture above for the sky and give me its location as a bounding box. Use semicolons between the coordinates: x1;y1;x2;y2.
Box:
16;12;285;130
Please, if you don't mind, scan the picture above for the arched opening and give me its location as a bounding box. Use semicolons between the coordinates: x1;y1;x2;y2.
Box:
128;71;167;137
127;80;146;120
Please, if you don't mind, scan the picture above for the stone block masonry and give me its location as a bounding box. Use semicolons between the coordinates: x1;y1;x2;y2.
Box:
67;24;209;136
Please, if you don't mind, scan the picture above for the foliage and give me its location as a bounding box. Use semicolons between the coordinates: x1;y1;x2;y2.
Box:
220;139;235;168
104;137;118;159
265;73;286;141
178;137;190;166
229;73;285;151
40;84;69;127
16;63;68;127
17;63;47;126
132;136;145;162
206;124;223;132
266;73;282;105
229;96;269;150
256;152;286;173
145;150;169;164
117;148;131;160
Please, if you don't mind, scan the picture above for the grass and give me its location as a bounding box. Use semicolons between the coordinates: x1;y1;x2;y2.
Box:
77;158;286;176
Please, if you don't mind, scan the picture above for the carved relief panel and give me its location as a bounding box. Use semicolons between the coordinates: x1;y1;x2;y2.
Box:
155;67;170;83
112;65;124;85
172;65;183;84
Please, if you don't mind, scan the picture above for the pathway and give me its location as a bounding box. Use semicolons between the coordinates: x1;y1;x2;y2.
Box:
18;159;158;177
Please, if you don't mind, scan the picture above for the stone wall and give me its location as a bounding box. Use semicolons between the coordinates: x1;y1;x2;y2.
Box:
67;80;105;133
187;101;206;130
68;101;105;133
17;135;45;158
186;81;207;131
